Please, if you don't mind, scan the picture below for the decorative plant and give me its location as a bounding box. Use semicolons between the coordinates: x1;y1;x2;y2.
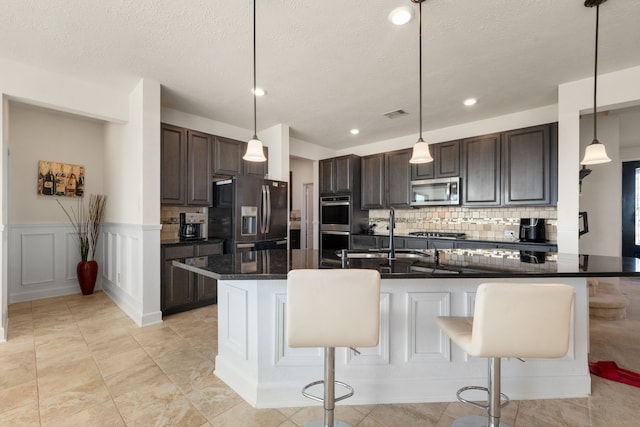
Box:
57;194;107;262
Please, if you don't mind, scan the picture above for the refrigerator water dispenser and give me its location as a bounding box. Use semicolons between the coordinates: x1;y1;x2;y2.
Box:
241;206;258;236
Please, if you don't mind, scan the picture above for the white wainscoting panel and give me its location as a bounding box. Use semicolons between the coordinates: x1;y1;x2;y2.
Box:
407;291;451;363
20;232;55;285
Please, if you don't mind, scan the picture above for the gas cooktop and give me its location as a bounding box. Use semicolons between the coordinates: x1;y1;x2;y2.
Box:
408;231;466;239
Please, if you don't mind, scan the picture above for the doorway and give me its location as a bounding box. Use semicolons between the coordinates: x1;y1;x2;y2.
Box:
621;161;640;257
302;183;314;249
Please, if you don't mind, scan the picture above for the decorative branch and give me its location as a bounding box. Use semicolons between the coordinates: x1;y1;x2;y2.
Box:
57;194;106;261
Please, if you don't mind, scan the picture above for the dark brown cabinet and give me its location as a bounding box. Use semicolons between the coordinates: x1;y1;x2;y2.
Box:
187;130;212;205
461;133;502;206
461;123;557;207
502;124;555;205
161;124;211;206
213;136;243;176
161;241;223;315
411;140;460;180
386;148;412;208
361;149;411;209
161;124;187;205
319;155;360;195
361;153;386;209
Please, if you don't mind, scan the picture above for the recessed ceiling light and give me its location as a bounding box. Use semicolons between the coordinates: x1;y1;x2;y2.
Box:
350;129;360;135
389;7;413;25
463;98;477;106
252;87;266;97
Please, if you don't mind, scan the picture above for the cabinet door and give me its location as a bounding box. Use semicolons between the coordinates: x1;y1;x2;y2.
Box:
435;140;460;177
502;124;551;205
386;149;412;208
243;145;268;177
163;260;196;310
361;154;386;209
161;124;186;205
334;156;353;193
462;134;501;206
187;130;212;206
350;234;378;250
214;136;243;176
319;159;335;195
197;275;217;302
411;161;435;180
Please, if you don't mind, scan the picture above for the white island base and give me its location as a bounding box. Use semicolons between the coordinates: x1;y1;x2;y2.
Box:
214;277;590;408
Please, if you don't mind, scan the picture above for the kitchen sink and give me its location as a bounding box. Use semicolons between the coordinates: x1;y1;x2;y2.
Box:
338;249;431;260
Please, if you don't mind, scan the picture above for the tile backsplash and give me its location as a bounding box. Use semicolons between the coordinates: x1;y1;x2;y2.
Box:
368;206;557;243
160;206;208;241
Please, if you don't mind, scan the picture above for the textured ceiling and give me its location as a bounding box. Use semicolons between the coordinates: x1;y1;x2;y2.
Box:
0;0;639;149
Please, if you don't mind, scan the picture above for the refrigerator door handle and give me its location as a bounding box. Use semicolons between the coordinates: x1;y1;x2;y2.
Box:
260;185;268;234
265;186;271;234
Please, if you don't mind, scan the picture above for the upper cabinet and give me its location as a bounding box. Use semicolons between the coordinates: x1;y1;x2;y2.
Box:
461;123;557;207
213;136;243;176
161;124;212;206
502;124;556;205
361;149;411;209
161;124;270;206
411;140;460;180
461;133;502;206
319;155;360;195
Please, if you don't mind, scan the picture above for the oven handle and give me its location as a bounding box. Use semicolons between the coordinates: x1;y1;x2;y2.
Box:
321;201;350;207
321;230;350;236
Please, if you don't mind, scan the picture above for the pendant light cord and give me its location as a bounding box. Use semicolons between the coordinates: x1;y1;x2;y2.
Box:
252;0;258;139
593;4;599;142
418;0;423;142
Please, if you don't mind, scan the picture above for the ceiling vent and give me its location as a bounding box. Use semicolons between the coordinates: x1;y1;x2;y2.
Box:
383;109;408;119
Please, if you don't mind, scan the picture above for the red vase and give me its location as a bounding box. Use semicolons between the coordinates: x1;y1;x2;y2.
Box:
77;260;98;295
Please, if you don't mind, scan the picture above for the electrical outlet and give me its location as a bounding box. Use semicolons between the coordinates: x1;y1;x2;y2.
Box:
504;230;516;238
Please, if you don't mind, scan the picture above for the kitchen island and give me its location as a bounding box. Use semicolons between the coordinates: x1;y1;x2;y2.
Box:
174;248;640;408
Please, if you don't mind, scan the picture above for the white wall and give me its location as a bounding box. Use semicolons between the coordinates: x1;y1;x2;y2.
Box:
290;158;314;212
8;103;105;224
579;114;621;256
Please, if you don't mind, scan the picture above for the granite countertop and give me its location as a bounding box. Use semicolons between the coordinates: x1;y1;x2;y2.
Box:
161;238;224;246
354;232;557;248
172;248;640;280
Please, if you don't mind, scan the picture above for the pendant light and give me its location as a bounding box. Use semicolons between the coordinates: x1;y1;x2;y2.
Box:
409;0;433;164
580;0;611;165
243;0;267;163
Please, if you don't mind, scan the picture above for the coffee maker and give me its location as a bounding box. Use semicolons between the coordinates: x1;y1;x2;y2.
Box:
179;212;206;241
519;218;546;243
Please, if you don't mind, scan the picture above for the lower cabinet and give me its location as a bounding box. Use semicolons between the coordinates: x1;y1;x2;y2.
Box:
161;241;223;315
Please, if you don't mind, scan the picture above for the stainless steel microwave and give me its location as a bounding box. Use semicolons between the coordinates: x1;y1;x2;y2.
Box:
410;177;460;206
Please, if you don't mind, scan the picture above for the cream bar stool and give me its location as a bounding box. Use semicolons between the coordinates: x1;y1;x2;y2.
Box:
287;269;381;427
437;282;574;427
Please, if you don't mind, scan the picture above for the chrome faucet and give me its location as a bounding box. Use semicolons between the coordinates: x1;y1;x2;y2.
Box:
388;207;395;260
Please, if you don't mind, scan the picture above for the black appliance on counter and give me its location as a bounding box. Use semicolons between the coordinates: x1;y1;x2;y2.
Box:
519;218;546;243
179;212;206;241
208;176;288;253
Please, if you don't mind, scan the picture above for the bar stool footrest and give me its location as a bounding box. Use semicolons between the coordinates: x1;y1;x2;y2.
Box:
302;380;354;403
456;385;510;410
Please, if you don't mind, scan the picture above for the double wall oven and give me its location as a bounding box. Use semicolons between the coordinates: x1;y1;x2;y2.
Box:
320;195;351;262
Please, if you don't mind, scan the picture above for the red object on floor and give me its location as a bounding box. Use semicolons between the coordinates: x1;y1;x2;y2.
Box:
589;361;640;388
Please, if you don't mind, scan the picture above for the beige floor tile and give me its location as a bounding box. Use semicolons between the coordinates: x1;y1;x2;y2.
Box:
183;373;244;419
365;402;449;427
0;348;35;372
38;377;112;421
40;398;125;427
0;360;37;389
93;345;154;378
0;401;40;426
0;379;38;415
103;361;171;398
211;400;288;427
114;381;208;427
37;354;103;397
85;329;141;353
8;301;32;314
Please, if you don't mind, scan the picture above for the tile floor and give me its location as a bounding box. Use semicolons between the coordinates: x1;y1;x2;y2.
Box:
1;279;640;426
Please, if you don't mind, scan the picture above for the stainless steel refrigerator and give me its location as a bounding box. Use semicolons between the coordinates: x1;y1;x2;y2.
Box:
208;175;288;253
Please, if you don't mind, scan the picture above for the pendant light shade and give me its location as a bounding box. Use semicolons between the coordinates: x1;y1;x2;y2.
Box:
410;138;433;163
244;137;267;162
408;0;433;165
580;0;611;166
243;0;267;163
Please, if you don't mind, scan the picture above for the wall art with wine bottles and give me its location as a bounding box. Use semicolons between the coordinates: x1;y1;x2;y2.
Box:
37;160;85;197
